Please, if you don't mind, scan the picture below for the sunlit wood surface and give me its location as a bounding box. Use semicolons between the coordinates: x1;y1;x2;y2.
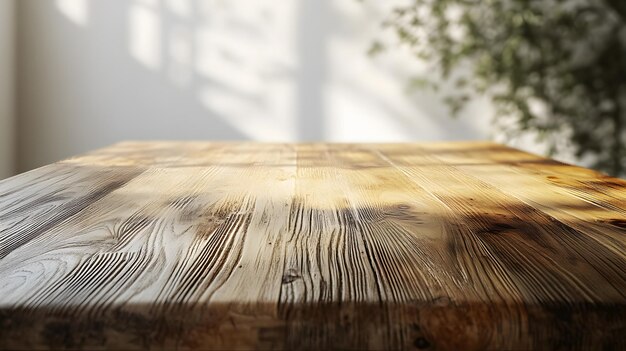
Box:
0;142;625;350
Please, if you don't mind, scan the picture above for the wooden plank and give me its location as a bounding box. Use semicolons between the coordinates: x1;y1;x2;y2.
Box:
0;141;624;350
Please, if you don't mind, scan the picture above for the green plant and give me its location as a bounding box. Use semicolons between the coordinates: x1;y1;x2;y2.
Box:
372;0;626;176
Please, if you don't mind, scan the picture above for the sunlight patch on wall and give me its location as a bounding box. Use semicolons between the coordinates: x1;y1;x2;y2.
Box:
165;0;191;18
198;87;294;141
324;0;493;142
326;87;412;142
124;0;299;140
192;0;298;141
129;1;162;70
164;0;193;88
121;0;493;143
324;0;421;141
55;0;89;26
167;26;193;87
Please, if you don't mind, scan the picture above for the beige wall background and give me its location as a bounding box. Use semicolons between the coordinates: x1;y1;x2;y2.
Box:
0;0;15;179
3;0;569;177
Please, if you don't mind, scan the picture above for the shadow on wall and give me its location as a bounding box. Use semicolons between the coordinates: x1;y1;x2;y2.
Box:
16;0;492;173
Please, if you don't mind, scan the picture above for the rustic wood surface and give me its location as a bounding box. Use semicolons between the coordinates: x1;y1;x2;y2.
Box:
0;141;624;350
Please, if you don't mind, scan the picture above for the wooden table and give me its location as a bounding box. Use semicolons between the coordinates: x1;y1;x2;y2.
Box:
0;142;624;350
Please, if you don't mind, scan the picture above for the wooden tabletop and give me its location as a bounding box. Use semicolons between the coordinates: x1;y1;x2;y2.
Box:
0;142;624;350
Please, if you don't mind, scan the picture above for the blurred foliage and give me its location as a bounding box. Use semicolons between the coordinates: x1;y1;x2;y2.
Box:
372;0;626;176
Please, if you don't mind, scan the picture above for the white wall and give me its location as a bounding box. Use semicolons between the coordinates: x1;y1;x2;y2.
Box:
17;0;502;172
0;0;15;179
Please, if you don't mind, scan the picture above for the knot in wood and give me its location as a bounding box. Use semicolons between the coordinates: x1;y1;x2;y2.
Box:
281;268;301;284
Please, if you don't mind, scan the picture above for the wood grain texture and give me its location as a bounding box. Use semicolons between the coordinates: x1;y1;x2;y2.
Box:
0;141;624;350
